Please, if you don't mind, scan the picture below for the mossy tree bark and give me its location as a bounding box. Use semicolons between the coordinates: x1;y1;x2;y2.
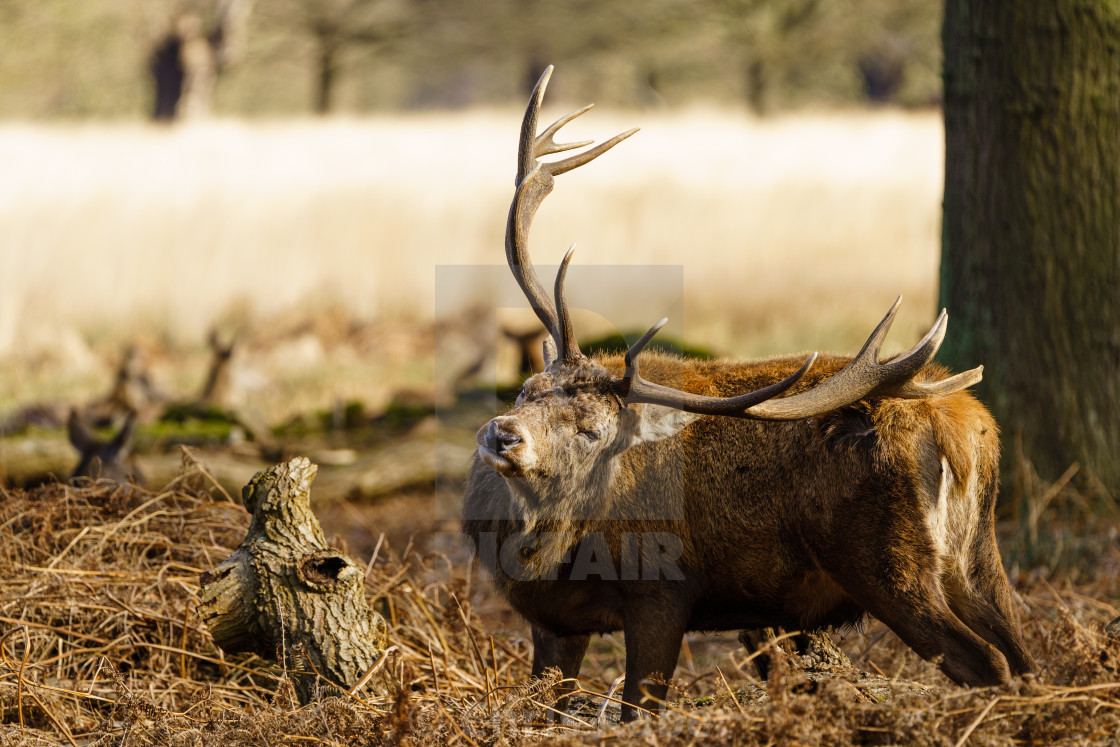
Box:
940;1;1120;496
198;457;388;703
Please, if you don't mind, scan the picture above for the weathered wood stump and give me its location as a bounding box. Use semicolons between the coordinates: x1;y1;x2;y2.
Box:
198;457;388;703
739;628;851;680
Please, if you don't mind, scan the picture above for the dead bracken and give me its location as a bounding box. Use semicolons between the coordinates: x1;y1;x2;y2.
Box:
0;457;1117;745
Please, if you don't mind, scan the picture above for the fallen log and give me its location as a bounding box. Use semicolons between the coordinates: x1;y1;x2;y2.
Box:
198;456;388;703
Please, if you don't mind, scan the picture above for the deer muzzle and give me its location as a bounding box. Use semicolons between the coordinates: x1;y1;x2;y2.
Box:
477;416;533;475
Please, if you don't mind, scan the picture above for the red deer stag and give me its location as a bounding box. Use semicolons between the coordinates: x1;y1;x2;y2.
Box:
461;67;1035;721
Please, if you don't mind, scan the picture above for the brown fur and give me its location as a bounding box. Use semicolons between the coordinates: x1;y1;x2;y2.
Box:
463;350;1035;720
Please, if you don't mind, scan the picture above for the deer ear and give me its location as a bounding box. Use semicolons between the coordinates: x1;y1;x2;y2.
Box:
110;411;138;458
542;337;558;369
67;409;96;451
629;403;700;445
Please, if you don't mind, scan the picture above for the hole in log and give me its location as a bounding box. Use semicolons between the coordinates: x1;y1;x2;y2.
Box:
299;553;348;587
199;565;231;586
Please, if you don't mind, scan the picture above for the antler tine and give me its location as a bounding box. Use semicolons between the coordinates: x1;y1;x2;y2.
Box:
865;307;983;398
624;317;670;374
885;307;948;376
516;65;553;185
613;300;979;421
890;365;984;398
554;244;583;361
549;128;640;177
852;295;901;363
518;70;624;180
742;301;967;420
614;318;818;414
507;65;638;349
536;104;595;158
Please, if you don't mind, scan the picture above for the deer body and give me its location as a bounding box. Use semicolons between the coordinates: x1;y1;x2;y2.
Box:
464;352;1033;718
462;66;1033;721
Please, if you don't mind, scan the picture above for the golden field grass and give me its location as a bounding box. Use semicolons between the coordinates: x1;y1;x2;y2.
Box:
0;107;944;417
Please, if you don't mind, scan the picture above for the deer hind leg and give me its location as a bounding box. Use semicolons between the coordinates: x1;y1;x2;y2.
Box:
830;520;1011;687
936;460;1036;677
849;567;1011;686
942;529;1037;676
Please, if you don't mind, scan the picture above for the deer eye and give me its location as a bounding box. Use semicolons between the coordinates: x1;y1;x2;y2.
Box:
578;430;601;441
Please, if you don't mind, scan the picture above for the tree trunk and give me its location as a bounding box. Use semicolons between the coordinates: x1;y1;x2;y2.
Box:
315;39;338;114
198;457;389;703
940;1;1120;497
745;58;769;114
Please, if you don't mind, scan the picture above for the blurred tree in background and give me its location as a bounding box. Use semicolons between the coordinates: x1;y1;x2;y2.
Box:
940;0;1120;499
710;0;942;112
0;0;942;117
260;0;411;114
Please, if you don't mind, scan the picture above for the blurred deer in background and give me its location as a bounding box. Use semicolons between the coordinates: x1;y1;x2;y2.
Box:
67;408;144;486
85;345;167;426
462;67;1035;721
0;345;162;436
502;326;547;378
198;330;237;410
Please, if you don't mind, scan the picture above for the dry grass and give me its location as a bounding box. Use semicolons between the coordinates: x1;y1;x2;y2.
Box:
0;108;942;369
1;460;1118;746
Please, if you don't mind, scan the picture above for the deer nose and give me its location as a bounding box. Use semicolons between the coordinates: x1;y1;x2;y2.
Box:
485;421;523;453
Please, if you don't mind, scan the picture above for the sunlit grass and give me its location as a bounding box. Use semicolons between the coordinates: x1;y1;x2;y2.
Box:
0;108;944;414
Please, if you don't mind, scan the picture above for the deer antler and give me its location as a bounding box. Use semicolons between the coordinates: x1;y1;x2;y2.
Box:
615;319;818;415
554;245;580;360
507;65;638;360
509;70;980;416
617;298;983;419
